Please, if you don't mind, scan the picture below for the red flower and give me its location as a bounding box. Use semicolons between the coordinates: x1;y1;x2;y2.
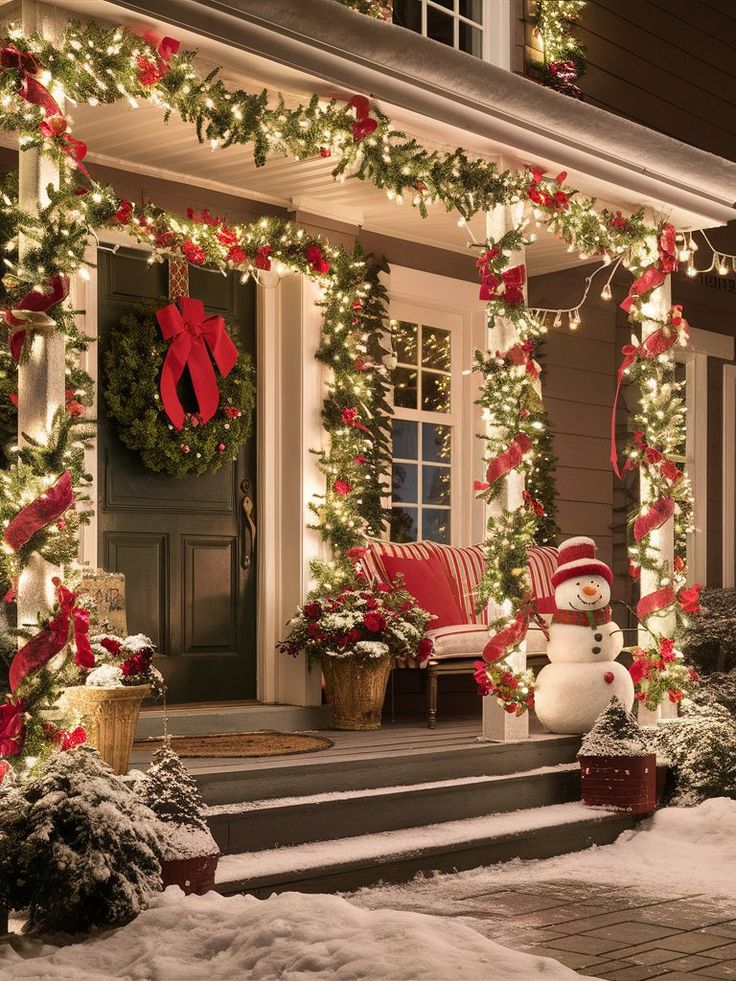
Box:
187;208;221;226
319;147;331;158
136;56;163;86
100;636;123;655
182;239;206;265
60;726;86;751
0;760;10;784
363;610;386;633
375;582;390;593
66;399;85;417
216;226;239;247
345;546;367;560
417;636;433;662
224;406;242;419
645;447;663;464
306;623;323;640
658;223;679;274
660;460;682;483
674;555;686;573
254;245;272;270
333;479;352;495
609;210;631;231
305;244;323;265
473;660;493;695
115;199;133;224
629;659;647;684
303;601;322;621
352;117;377;141
155;231;177;249
0;700;25;758
353;455;368;464
668;689;684;703
341;407;359;426
678;583;702;614
227;246;248;264
659;637;676;662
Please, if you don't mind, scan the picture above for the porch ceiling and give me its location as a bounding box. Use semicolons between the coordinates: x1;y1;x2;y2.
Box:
2;0;728;274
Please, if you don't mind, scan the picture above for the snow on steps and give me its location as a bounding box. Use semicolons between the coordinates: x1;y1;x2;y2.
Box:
206;763;582;855
214;800;635;897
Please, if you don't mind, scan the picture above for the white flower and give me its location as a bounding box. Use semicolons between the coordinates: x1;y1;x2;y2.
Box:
85;664;124;688
353;640;389;658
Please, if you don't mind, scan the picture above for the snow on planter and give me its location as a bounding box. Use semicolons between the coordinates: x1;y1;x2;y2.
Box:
136;743;220;895
577;697;657;814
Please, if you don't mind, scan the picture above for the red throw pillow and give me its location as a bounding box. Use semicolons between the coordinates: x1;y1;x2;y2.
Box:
380;552;464;628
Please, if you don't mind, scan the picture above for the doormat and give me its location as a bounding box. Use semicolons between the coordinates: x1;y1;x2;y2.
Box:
133;731;334;758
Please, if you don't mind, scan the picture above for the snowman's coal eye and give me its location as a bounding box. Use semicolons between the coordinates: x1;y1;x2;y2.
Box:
576;582;580;586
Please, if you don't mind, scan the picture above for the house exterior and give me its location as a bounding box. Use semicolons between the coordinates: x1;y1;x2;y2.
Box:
2;0;735;725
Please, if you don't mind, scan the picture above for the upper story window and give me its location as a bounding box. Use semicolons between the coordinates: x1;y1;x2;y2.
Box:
390;320;455;544
392;0;484;59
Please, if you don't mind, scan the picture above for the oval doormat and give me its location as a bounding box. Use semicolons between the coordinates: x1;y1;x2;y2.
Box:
133;731;334;758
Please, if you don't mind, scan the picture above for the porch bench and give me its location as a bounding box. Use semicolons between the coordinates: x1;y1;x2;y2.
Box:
361;540;558;727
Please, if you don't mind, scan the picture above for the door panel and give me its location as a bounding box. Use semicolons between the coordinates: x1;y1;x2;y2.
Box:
97;247;257;702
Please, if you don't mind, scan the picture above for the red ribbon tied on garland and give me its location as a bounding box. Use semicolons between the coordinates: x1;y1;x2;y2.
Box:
3;273;70;363
485;432;531;486
8;580;93;692
482;611;529;664
0;43;61;117
479;264;526;304
633;497;675;543
156;297;239;431
636;586;676;625
3;470;73;553
610;308;690;477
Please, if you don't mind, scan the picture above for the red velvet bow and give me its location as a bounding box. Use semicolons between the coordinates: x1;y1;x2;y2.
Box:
0;43;60;117
0;698;25;757
610;311;689;476
39;116;88;174
620;266;666;314
3;273;70;362
9;580;76;692
482;611;529;664
142;28;181;63
156;297;239;431
3;470;73;552
479;264;526;304
485;433;531;485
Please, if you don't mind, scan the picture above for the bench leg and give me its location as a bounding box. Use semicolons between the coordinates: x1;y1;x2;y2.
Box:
426;668;438;729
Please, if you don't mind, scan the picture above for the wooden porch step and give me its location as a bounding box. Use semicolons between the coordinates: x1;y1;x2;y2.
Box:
213;801;635;897
206;763;581;855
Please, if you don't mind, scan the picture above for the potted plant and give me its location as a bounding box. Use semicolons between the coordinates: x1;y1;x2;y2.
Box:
61;634;165;775
578;697;657;815
136;741;220;895
280;579;433;730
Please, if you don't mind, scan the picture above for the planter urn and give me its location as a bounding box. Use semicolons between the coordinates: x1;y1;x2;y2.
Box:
322;655;391;730
62;684;149;775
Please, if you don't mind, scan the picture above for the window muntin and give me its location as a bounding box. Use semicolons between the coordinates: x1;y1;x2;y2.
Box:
392;0;484;58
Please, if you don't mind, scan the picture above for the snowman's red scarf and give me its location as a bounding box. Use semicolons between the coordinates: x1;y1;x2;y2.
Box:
551;606;612;629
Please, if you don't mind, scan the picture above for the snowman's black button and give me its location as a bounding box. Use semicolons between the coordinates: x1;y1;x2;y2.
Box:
592;646;601;655
594;633;603;642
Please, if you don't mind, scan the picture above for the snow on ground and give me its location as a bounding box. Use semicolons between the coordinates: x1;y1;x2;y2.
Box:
0;889;588;981
351;798;736;918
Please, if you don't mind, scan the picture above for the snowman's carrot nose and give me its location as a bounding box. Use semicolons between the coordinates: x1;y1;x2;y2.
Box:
581;585;599;597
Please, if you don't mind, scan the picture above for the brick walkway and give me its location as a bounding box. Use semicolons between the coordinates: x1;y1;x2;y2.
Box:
442;882;736;979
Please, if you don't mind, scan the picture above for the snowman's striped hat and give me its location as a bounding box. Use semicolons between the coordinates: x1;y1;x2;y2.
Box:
551;536;613;588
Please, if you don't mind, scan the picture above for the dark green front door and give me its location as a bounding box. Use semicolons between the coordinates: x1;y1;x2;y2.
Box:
97;248;257;702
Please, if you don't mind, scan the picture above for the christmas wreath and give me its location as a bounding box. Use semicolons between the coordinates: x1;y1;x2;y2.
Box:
103;300;255;478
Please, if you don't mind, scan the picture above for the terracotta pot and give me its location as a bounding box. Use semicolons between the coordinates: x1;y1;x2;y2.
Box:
322;655;391;730
579;752;657;815
62;684;149;775
160;853;219;895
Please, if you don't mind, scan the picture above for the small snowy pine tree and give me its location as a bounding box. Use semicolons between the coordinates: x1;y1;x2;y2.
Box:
137;743;209;833
578;697;649;758
0;746;162;934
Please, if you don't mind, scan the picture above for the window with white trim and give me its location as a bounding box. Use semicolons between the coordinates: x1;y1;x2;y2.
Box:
390;319;456;544
392;0;485;59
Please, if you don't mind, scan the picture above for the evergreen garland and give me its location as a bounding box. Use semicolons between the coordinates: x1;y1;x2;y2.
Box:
103;300;255;479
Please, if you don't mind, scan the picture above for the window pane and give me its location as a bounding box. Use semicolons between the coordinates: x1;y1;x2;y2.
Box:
423;509;451;544
458;22;482;56
394;320;418;365
422;372;451;413
459;0;482;23
427;6;454;46
392;419;418;460
431;0;454;10
392;462;417;503
423;465;451;505
422;326;451;372
394;366;418;409
391;507;418;543
391;0;422;32
423;423;452;463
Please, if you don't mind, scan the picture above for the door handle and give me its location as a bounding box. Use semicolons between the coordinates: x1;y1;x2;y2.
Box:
240;478;256;570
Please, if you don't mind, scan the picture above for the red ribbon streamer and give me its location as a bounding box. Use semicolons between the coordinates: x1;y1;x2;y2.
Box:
482;611;529;664
620;266;666;314
3;470;73;552
0;43;60;117
4;273;70;362
636;586;676;624
633;497;675;543
38;117;88;175
485;433;531;485
9;580;75;692
156;297;239;430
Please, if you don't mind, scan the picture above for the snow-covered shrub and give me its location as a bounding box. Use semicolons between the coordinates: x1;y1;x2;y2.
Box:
0;745;163;933
683;587;736;674
578;697;649;757
651;699;736;806
136;743;219;860
688;670;736;718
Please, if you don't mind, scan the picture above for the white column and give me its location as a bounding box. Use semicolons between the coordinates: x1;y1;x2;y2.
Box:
637;272;677;724
481;201;530;742
16;0;65;628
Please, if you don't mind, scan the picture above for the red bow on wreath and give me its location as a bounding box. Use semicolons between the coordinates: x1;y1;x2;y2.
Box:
156;297;239;431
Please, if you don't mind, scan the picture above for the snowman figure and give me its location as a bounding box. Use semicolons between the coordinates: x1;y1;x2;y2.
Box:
535;536;634;734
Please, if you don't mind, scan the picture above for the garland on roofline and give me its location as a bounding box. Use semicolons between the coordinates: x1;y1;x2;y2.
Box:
0;19;696;733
